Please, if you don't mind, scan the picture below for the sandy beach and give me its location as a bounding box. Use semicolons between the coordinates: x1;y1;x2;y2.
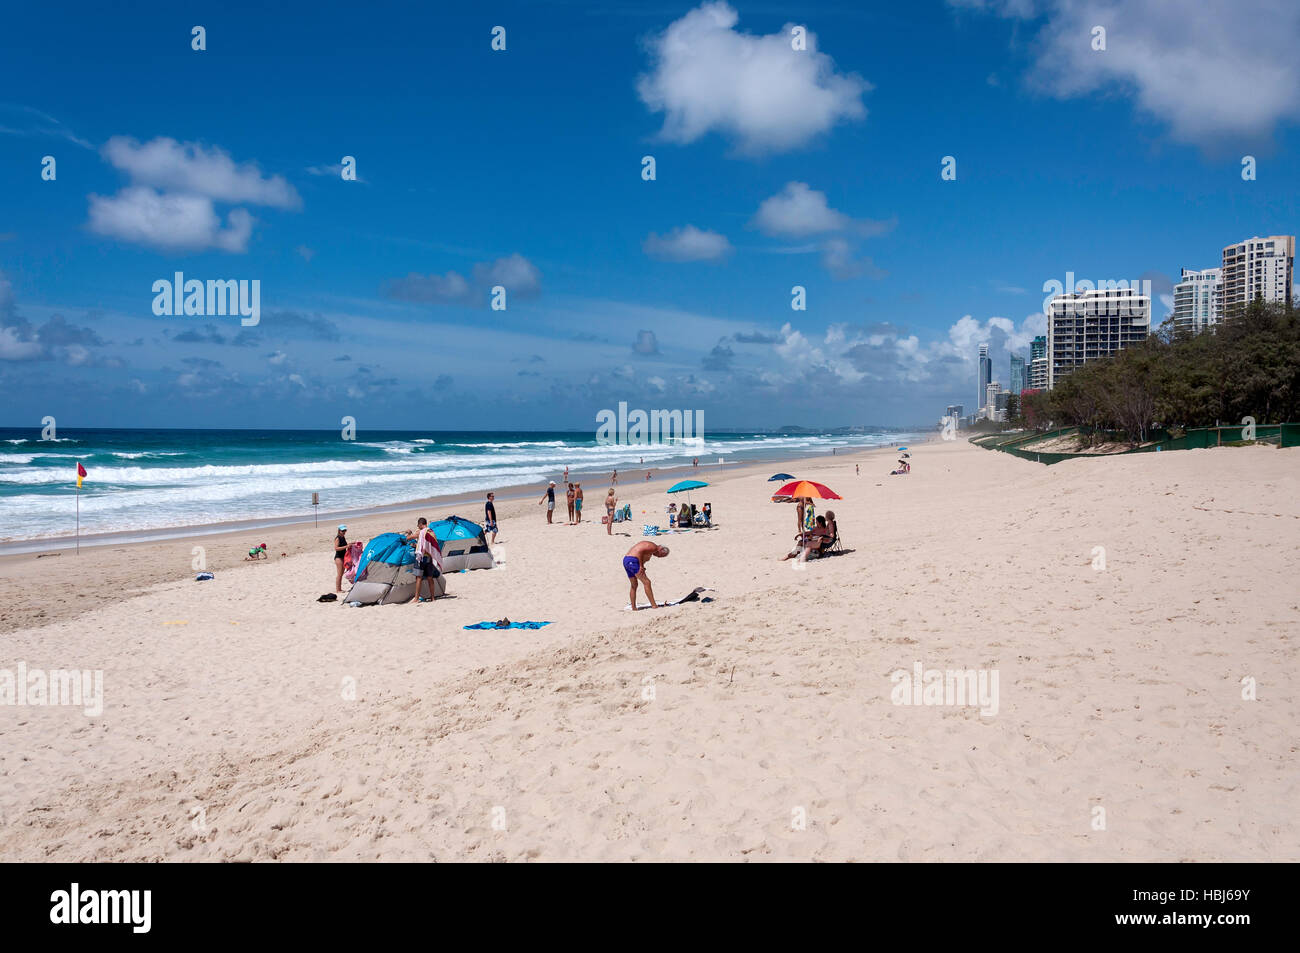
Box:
0;439;1296;862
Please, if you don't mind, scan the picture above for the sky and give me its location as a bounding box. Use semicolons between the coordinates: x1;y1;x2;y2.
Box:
2;0;1298;430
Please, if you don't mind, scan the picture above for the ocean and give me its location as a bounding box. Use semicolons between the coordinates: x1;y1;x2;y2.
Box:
0;427;917;542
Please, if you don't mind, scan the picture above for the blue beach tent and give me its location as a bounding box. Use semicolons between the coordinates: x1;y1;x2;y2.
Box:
431;515;495;571
344;531;444;605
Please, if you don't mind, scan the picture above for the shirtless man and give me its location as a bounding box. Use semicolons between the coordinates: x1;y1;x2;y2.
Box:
623;541;669;610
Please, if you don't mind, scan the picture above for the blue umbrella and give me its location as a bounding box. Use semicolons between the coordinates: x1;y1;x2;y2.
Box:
768;472;795;482
897;446;909;451
667;479;710;518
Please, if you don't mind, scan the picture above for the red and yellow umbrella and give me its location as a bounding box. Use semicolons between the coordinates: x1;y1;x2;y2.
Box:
771;480;841;502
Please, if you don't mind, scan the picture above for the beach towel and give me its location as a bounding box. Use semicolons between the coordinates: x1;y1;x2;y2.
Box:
463;620;553;630
195;572;214;581
624;586;715;610
342;540;365;582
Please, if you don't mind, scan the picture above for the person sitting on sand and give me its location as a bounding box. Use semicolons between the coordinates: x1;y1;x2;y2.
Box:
333;525;348;593
701;502;712;527
245;542;267;560
624;540;669;610
667;502;678;527
781;515;831;562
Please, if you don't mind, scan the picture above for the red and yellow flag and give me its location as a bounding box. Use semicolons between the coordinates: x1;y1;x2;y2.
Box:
76;462;87;489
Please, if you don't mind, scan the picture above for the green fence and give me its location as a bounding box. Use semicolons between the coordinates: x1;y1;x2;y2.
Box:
973;424;1298;464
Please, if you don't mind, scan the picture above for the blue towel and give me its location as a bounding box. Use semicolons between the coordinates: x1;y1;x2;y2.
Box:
463;621;554;630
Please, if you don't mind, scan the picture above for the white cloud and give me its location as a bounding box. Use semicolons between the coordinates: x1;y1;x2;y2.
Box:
88;137;298;253
637;1;869;155
472;253;542;297
103;137;300;208
753;183;851;236
88;187;254;253
820;238;886;280
955;0;1300;144
643;225;733;262
384;254;541;305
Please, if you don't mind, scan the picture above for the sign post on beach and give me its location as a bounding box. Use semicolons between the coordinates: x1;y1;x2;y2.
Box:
312;492;319;527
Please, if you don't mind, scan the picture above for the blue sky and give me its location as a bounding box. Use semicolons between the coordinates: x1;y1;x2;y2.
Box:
2;0;1298;429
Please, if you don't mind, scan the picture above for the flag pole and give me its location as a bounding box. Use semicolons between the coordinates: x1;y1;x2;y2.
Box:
76;484;80;554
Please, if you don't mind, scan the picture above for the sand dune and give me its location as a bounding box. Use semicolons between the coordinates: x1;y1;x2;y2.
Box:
1;440;1296;861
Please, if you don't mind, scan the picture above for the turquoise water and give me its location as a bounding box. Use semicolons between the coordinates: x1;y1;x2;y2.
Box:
0;427;914;541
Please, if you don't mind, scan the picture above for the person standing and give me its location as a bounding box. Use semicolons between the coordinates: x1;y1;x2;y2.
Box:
333;524;348;593
484;492;498;544
566;483;576;524
623;541;669;610
411;517;442;604
611;468;618;485
605;487;617;536
539;481;556;523
563;465;569;483
574;483;584;523
855;463;860;476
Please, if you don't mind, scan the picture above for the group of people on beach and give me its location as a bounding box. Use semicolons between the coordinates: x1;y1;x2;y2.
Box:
780;497;838;562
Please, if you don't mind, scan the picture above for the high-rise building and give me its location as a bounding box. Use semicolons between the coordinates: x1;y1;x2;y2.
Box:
1172;267;1222;337
1046;288;1150;389
985;381;1001;413
1009;354;1026;395
1028;335;1048;390
1221;235;1294;316
945;404;964;419
977;344;991;415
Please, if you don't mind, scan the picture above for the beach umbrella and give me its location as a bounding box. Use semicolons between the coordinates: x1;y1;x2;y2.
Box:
771;480;842;502
768;472;795;482
667;479;709;515
898;446;909;451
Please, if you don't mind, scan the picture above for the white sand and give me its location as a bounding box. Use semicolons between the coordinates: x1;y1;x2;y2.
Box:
0;440;1296;861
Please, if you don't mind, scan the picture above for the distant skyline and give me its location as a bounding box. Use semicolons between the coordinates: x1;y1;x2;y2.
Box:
2;0;1299;430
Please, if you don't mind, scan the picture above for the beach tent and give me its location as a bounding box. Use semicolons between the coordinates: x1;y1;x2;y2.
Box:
431;516;495;572
768;473;795;482
344;532;444;605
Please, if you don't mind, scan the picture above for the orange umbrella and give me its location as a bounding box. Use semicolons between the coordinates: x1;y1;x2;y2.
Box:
771;480;841;502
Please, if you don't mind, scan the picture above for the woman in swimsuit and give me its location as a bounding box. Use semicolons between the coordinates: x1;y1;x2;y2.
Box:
333;525;348;592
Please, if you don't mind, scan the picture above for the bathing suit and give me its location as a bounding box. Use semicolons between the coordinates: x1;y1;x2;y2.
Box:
622;555;642;579
575;498;583;512
334;535;346;561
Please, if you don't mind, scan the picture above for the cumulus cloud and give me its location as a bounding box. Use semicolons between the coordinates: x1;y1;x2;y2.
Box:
0;271;111;364
633;329;660;355
820;238;887;280
88;187;254;252
752;182;893;238
102;137;300;208
637;1;869;155
87;137;299;252
643;225;733;262
953;0;1300;145
384;254;542;306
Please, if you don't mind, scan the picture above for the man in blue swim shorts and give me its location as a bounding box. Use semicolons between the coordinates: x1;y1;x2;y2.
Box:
623;540;669;610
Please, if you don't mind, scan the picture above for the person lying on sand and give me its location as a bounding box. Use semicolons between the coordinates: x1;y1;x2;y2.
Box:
624;540;669;610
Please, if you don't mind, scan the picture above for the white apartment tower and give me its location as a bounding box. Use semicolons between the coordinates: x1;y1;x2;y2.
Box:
1172;267;1222;337
1046;287;1150;389
1220;235;1294;314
